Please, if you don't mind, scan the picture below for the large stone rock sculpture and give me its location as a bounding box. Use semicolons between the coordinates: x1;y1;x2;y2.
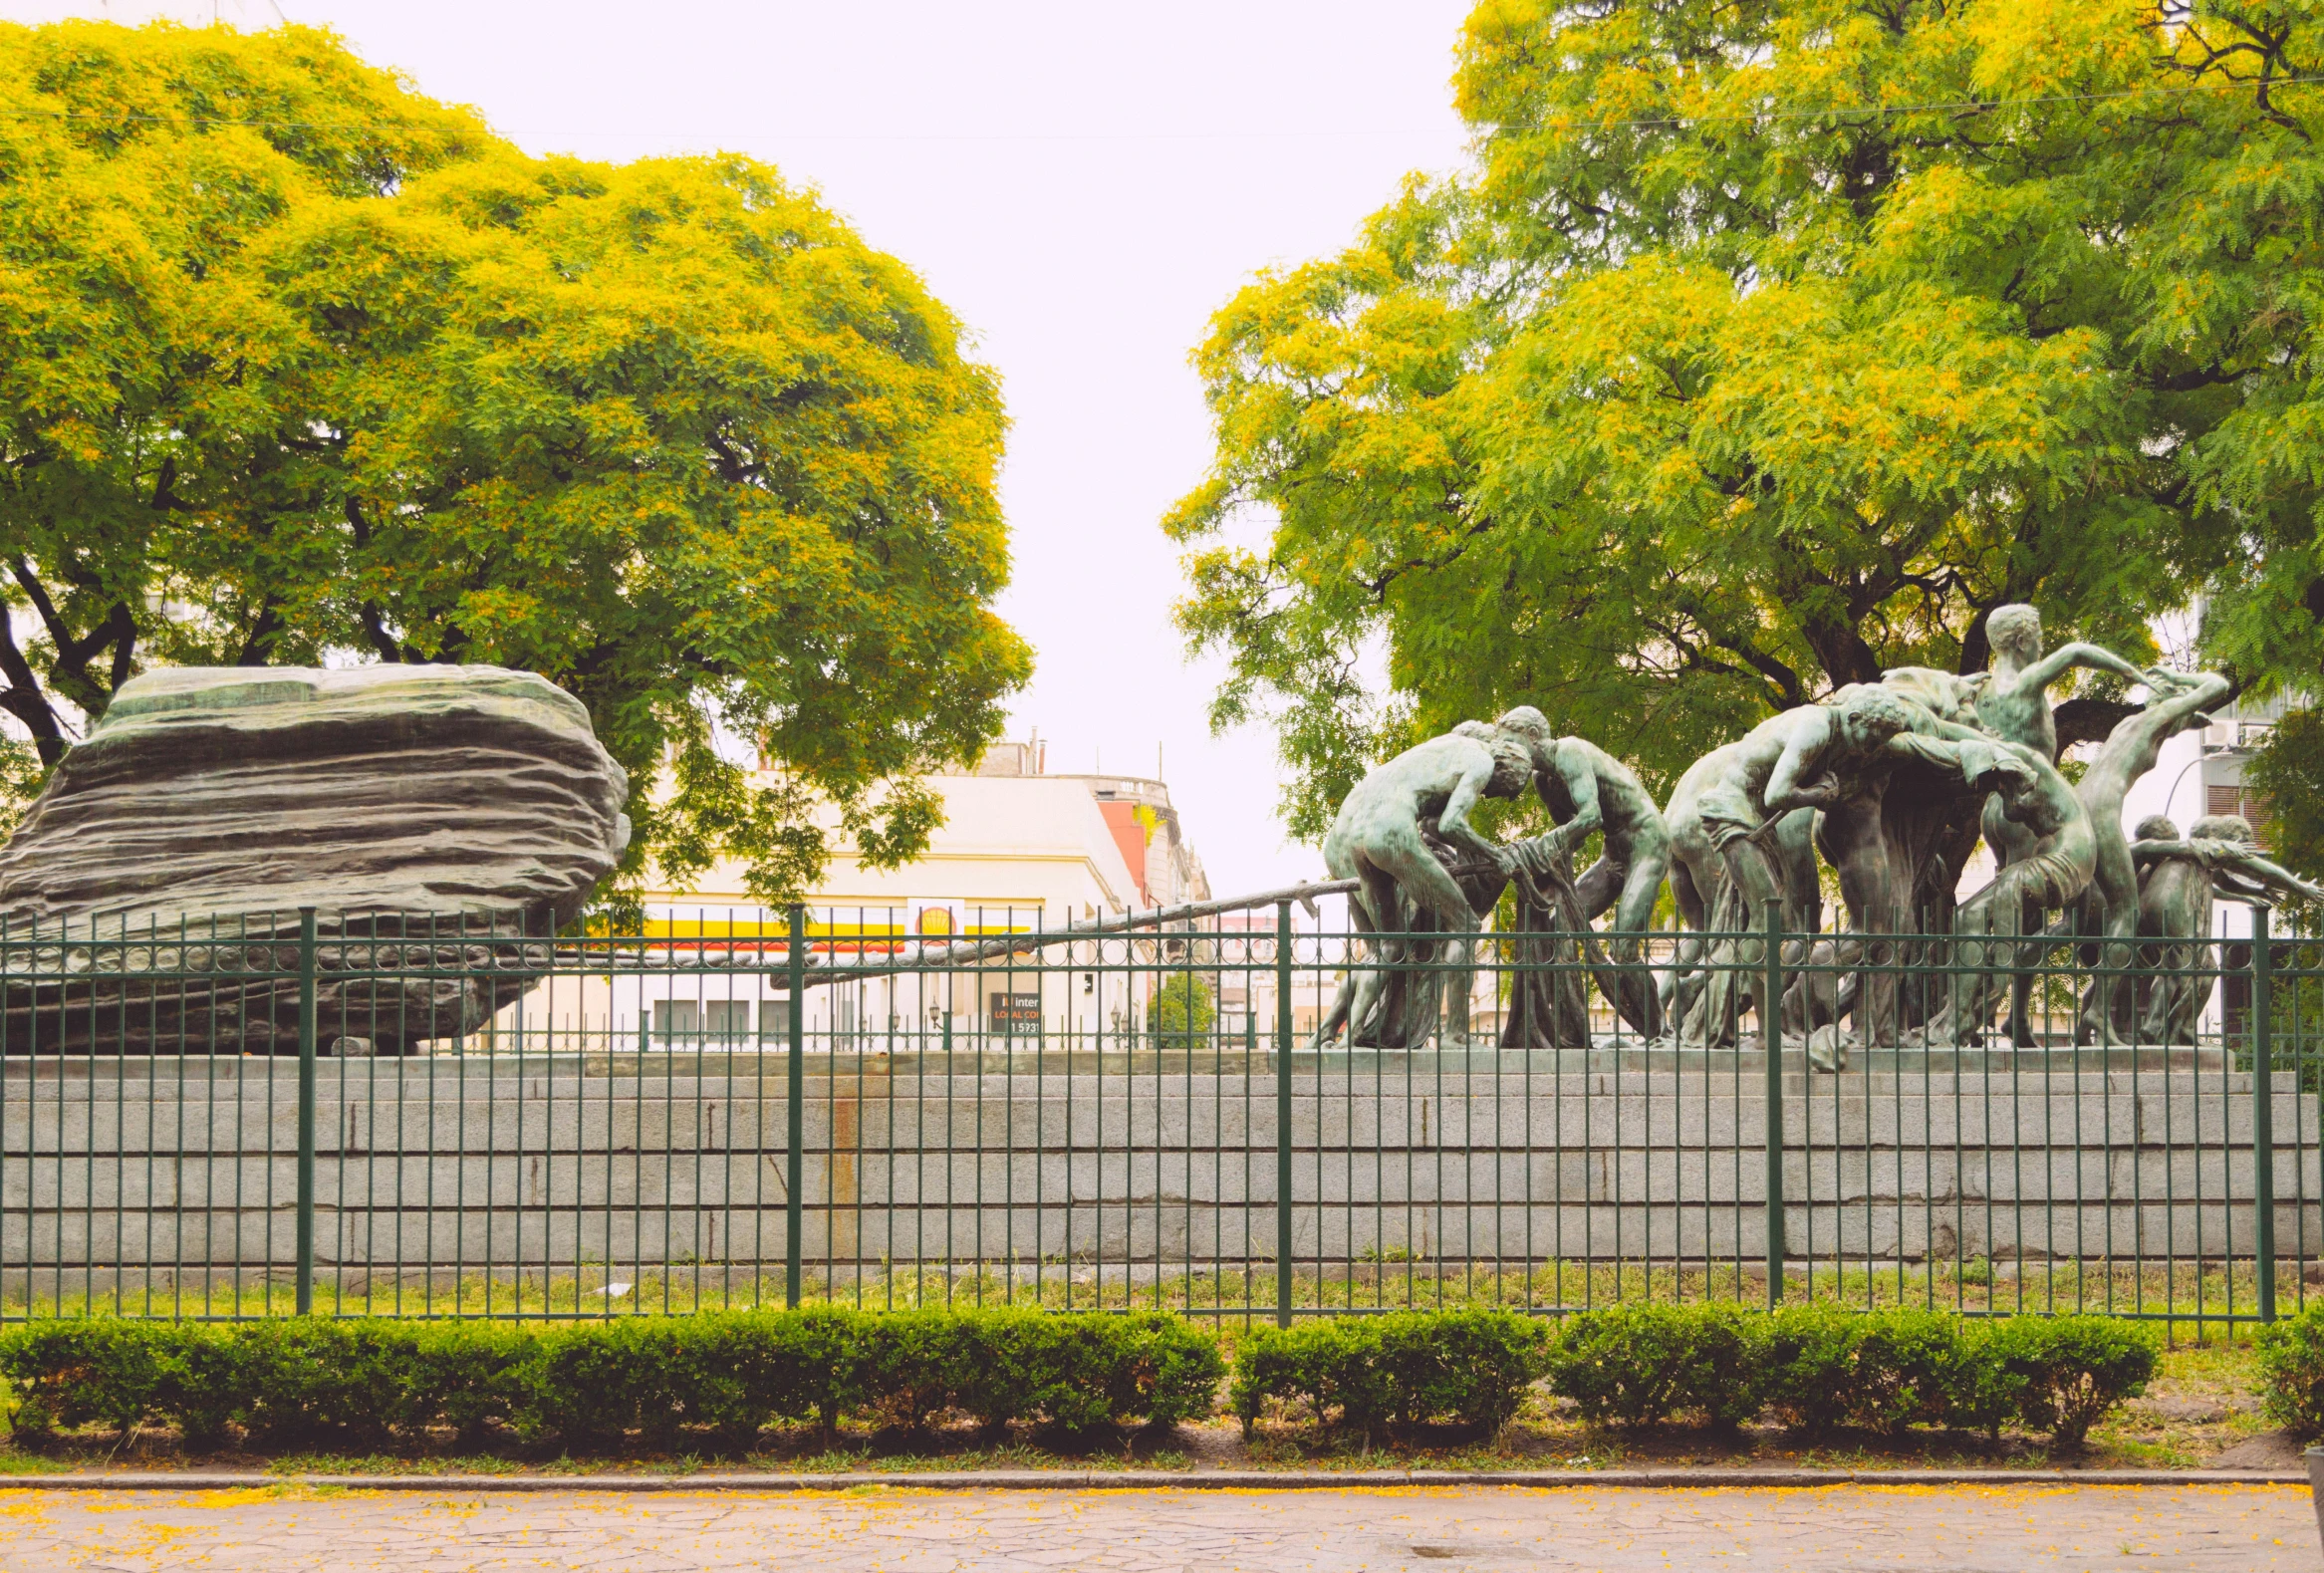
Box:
0;664;631;1054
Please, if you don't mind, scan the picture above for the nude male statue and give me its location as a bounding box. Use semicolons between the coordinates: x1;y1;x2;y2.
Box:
1903;606;2193;1042
1780;684;2023;1052
1663;685;1941;1047
2136;814;2324;909
2130;814;2323;1044
2129;815;2213;1046
1314;719;1536;1048
1490;707;1670;935
1492;706;1672;1035
1970;603;2195;764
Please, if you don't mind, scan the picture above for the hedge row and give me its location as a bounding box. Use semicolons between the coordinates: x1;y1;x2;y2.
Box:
0;1304;2166;1452
0;1307;1221;1450
2257;1300;2324;1437
1234;1304;2161;1446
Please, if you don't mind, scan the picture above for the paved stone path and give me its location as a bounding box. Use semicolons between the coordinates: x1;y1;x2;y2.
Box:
0;1483;2314;1571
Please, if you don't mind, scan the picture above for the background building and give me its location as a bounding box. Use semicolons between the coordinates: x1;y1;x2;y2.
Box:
530;737;1213;1051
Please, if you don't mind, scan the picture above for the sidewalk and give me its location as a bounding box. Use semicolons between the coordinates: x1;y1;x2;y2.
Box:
2;1482;2314;1572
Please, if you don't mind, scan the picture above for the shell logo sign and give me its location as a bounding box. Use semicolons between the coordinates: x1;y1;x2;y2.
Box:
909;900;964;939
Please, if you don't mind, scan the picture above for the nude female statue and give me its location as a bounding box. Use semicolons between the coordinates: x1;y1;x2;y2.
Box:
2070;672;2229;1041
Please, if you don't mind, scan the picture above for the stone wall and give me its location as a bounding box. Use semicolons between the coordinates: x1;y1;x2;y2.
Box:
3;1052;2316;1293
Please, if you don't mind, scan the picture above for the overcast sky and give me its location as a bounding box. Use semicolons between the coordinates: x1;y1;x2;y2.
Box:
11;0;1477;897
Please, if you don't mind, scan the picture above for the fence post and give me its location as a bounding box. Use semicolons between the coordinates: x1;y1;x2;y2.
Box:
786;904;806;1308
294;907;319;1317
1275;900;1294;1329
2254;906;2277;1324
1762;898;1784;1310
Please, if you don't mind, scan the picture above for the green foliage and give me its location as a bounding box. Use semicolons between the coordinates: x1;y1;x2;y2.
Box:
1149;974;1217;1047
948;1308;1223;1434
0;1319;165;1437
1229;1319;1396;1437
0;1306;2167;1452
1376;1308;1551;1431
1848;1309;1970;1436
1167;0;2324;828
1759;1306;1978;1437
0;1308;1220;1452
1545;1303;1760;1430
2256;1302;2324;1439
404;1322;534;1447
0;20;1027;899
1987;1315;2160;1448
1229;1310;1550;1437
2246;709;2324;888
1757;1303;1861;1439
854;1307;971;1434
236;1318;419;1444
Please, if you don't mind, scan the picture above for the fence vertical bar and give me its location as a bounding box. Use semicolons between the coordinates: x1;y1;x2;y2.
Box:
294;907;319;1317
2254;906;2277;1324
1762;899;1784;1310
1275;900;1294;1328
786;904;807;1308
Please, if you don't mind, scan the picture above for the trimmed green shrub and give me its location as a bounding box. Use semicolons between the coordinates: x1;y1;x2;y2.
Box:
0;1319;164;1437
517;1311;794;1452
1232;1311;1551;1438
1229;1319;1394;1438
1115;1311;1226;1428
952;1309;1139;1434
1988;1315;2160;1446
1546;1304;1760;1430
2259;1302;2324;1439
1944;1319;2027;1439
1376;1309;1550;1431
146;1323;243;1448
404;1322;533;1446
1849;1309;1967;1435
0;1304;2165;1453
1758;1303;1860;1438
857;1308;973;1433
762;1305;868;1442
237;1319;423;1443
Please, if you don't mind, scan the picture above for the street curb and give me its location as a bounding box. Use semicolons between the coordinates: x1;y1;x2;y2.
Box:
0;1467;2306;1492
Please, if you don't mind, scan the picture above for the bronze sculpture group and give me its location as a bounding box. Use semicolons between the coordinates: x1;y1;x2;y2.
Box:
1314;605;2321;1064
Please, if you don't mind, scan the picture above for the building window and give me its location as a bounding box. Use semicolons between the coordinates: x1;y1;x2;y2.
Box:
2207;785;2274;848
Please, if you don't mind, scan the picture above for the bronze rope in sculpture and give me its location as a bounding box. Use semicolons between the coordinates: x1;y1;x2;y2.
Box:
1306;604;2296;1064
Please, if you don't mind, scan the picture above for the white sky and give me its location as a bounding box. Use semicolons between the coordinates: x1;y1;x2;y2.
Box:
9;0;1478;897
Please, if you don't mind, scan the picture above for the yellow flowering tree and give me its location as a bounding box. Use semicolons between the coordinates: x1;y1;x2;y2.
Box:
1169;0;2315;835
0;21;1028;898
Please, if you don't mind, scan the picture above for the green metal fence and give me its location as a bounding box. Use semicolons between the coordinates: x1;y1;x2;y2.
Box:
1;899;2315;1330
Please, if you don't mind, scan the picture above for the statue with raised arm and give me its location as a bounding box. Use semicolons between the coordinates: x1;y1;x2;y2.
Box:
2129;814;2321;1044
1968;604;2196;1042
2139;815;2324;908
1312;719;1536;1049
2070;671;2230;1042
1970;604;2194;762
